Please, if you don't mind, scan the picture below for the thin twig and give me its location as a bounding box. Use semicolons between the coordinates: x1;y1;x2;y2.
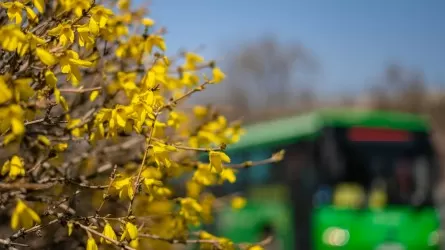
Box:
59;87;102;93
159;81;209;112
151;138;221;152
139;233;220;246
95;165;118;215
127;112;159;216
226;150;285;169
75;222;136;250
0;182;56;191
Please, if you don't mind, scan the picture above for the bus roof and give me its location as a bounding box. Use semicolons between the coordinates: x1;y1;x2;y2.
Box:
226;108;431;152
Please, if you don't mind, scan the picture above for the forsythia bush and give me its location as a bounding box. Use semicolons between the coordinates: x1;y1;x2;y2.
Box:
0;0;284;250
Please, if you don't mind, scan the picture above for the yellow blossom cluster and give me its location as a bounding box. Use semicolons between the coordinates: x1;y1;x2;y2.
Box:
0;0;282;249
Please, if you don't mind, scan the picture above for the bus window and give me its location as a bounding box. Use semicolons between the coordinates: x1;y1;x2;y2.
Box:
411;156;430;206
330;127;437;208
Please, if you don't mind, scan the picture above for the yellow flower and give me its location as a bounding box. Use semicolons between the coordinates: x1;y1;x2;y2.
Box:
184;52;204;71
1;155;25;180
179;198;202;226
186;180;202;199
101;222;117;244
89;6;113;34
12;77;34;102
248;245;264;250
66;118;87;137
193;167;216;186
141;167;163;179
37;135;51;146
53;143;68;152
1;0;39;23
17;32;46;57
59;50;93;85
128;97;153;133
142;18;155;27
231;196;247;210
45;70;57;88
199;231;235;250
48;23;75;46
152;186;172;199
101;17;128;40
10;199;41;230
167;111;187;129
109;105;130;131
77;23;95;49
67;221;73;236
143;178;163;189
225;122;246;144
24;5;38;23
1;2;25;24
36;48;57;66
144;34;166;54
211;67;226;83
115;36;144;59
141;62;168;90
117;0;130;10
0;104;25;137
150;142;176;168
33;0;45;13
180;72;200;87
46;70;67;111
0;24;27;52
0;76;12;104
86;237;98;250
220;168;236;183
116;71;138;97
142;177;171;201
200;194;215;223
89;90;99;101
129;239;139;248
120;222;138;241
112;176;134;200
209;151;231;173
61;0;91;17
54;88;69;111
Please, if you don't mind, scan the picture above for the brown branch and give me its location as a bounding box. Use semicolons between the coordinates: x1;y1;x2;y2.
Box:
139;233;221;246
151;138;222;152
65;107;97;131
127;112;159;216
0;177;108;191
7;219;60;242
75;222;136;250
159;81;210;112
0;182;56;191
238;235;274;250
24;118;45;126
0;238;28;248
226;150;285;169
174;144;221;152
2;192;80;246
95;165;118;215
59;87;102;93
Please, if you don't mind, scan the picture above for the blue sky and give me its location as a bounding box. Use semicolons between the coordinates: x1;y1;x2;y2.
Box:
143;0;445;96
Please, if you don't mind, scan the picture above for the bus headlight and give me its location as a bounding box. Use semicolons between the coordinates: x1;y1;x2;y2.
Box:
323;227;350;246
428;230;439;246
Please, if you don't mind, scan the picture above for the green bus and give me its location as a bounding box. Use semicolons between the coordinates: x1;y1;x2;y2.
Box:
209;108;441;250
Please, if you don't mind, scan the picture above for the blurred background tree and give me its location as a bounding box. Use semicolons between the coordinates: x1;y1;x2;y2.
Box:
196;35;320;123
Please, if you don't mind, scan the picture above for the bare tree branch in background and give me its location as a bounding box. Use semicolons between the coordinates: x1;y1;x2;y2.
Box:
368;63;428;114
201;35;320;122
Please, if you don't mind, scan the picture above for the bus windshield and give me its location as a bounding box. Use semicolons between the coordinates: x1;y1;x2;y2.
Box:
323;127;436;209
